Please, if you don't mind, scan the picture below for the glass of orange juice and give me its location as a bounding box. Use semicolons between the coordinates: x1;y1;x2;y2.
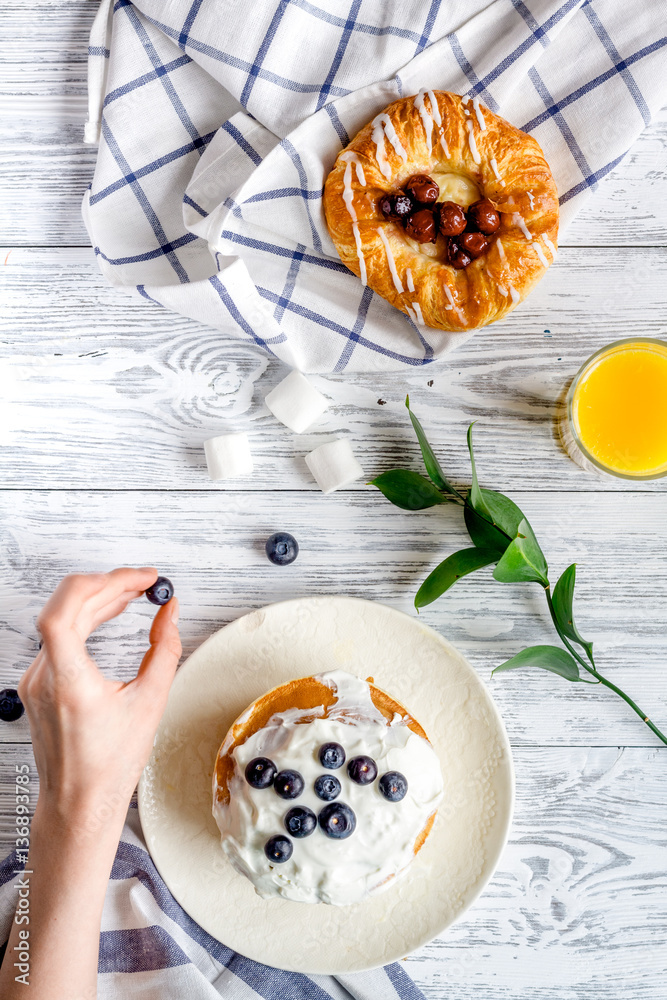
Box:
566;338;667;480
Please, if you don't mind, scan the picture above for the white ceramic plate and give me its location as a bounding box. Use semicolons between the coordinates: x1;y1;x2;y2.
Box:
138;597;514;974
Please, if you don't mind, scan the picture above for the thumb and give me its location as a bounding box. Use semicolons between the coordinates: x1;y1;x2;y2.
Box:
133;598;182;700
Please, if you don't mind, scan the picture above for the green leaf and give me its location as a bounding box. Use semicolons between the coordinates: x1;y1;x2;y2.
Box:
370;469;449;510
552;564;594;660
405;396;461;498
466;423;489;516
478;489;524;538
415;547;498;608
492;644;581;682
463;488;523;555
493;518;549;587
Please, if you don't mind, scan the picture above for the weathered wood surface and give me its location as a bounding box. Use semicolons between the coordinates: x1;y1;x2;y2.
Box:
1;489;666;749
1;743;664;999
2;245;667;492
1;2;667;996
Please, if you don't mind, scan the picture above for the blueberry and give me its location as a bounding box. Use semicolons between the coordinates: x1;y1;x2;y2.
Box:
318;802;356;839
265;532;299;566
245;757;277;789
273;769;305;799
379;771;408;802
347;755;378;785
0;689;24;723
314;774;341;801
284;806;317;838
145;576;174;606
318;742;345;769
264;835;293;863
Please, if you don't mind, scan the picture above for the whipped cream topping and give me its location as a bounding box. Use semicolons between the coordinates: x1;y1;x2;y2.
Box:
212;670;444;905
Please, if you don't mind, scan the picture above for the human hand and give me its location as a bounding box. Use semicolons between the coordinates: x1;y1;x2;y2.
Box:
18;567;181;841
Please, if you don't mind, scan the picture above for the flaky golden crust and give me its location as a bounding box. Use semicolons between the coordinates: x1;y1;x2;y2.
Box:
323;91;559;332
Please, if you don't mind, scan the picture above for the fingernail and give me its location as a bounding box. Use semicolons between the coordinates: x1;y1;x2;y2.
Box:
170;598;180;625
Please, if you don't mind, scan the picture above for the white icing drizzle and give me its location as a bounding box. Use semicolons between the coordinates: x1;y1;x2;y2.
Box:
414;89;434;154
405;304;418;323
406;268;415;293
376;227;404;293
371;113;407;179
213;669;444;906
466;120;481;164
461;95;471;104
440;131;450;156
512;212;533;241
427;89;441;126
443;284;464;320
542;234;557;256
496;237;506;261
534;241;549;267
412;302;425;326
472;96;486;131
527;190;535;209
489;157;505;186
341;151;366;186
509;284;520;303
497;283;508;297
341;161;357;223
352;222;367;285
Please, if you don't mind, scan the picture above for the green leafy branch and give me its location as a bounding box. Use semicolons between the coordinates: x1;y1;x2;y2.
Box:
371;397;667;747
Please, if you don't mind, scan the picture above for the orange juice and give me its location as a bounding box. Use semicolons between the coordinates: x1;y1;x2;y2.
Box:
568;339;667;479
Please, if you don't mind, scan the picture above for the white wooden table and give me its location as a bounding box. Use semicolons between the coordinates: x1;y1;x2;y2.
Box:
1;5;666;997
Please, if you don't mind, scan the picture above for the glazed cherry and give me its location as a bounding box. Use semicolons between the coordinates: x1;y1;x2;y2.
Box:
467;198;500;234
459;231;490;258
438;201;466;236
405;174;439;206
405;208;437;244
447;240;472;270
379;192;413;220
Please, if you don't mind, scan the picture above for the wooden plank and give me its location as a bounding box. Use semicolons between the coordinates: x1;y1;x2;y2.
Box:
1;245;667;491
1;743;664;998
1;489;666;748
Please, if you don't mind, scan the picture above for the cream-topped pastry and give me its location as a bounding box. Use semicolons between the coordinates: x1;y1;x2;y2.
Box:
212;670;444;905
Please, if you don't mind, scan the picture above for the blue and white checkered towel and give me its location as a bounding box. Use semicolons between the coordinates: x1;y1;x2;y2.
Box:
0;802;424;999
82;0;667;371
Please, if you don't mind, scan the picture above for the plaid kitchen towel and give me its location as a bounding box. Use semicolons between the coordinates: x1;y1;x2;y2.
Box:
82;0;667;372
0;801;424;999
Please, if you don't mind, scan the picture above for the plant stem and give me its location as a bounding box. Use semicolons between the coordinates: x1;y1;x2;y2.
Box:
545;588;667;746
585;668;667;746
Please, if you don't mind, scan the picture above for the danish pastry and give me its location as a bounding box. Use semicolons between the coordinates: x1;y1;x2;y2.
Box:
323;90;559;332
212;669;444;905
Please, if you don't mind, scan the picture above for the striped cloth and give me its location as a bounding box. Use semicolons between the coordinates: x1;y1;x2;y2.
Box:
0;801;424;998
82;1;667;371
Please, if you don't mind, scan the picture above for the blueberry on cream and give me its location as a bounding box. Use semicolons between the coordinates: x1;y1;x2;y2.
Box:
314;775;341;801
347;755;378;785
264;835;293;863
244;757;277;790
318;742;345;769
273;769;305;800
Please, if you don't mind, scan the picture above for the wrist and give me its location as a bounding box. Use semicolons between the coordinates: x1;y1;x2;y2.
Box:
30;789;131;856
